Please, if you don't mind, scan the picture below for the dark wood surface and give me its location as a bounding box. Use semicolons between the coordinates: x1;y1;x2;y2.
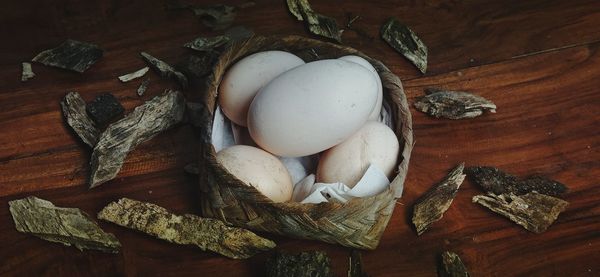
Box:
1;0;599;276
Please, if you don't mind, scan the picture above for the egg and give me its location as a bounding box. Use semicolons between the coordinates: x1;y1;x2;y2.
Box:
248;59;378;157
316;121;399;188
339;55;383;120
218;51;305;126
216;145;293;202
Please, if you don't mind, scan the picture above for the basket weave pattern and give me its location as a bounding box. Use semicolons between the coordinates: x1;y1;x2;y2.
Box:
198;36;413;249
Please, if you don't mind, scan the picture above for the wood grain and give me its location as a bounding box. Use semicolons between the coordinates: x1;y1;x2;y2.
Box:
0;0;599;276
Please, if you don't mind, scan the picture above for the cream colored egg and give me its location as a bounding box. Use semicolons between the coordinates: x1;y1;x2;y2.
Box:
216;145;293;202
339;55;383;120
248;59;378;157
316;121;399;188
218;51;305;126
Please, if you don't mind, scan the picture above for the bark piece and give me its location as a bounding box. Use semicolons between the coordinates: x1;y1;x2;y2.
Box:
266;251;333;277
141;52;188;89
472;192;568;233
412;163;465;235
118;67;149;82
381;18;427;73
192;5;236;30
32;39;103;73
466;166;568;196
348;250;369;277
86;93;124;126
439;251;469;277
9;196;120;253
21;62;35;81
98;198;275;259
60;92;100;147
137;78;150;96
176;53;218;88
89;90;185;188
167;3;236;30
184;35;231;52
415;88;496;119
287;0;343;43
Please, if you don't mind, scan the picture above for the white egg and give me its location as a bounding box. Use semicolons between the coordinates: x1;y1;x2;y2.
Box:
248;59;378;157
339;55;383;120
218;51;305;126
216;145;293;202
316;121;399;188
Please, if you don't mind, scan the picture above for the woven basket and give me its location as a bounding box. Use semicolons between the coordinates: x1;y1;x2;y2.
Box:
197;35;413;250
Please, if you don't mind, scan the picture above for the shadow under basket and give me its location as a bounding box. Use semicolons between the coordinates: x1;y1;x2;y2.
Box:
198;35;413;250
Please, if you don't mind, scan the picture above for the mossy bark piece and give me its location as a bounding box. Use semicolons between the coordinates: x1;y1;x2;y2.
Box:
414;89;496;119
184;35;231;52
137;78;150;96
60;91;100;147
141;52;188;89
466;166;567;196
439;251;469;277
98;198;275;259
191;5;236;31
32;39;103;73
86;93;124;126
381;18;427;73
412;163;466;235
265;251;333;277
9;196;120;253
286;0;343;43
472;192;568;233
89;90;185;188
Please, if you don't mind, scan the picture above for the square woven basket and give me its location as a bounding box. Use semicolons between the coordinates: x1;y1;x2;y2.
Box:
197;35;413;250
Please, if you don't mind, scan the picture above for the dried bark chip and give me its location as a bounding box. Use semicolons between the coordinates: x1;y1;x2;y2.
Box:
137;78;150;96
60;92;100;147
192;4;236;30
466;166;568;196
98;198;275;259
412;163;466;235
472;192;569;233
9;196;121;253
21;62;35;81
348;250;369;277
381;18;427;73
167;3;237;30
86;93;124;126
141;52;189;89
414;89;497;119
184;35;231;52
176;53;219;88
265;251;333;277
439;251;470;277
118;67;149;82
89;90;185;188
465;166;517;195
286;0;343;43
32;39;103;73
518;176;568;196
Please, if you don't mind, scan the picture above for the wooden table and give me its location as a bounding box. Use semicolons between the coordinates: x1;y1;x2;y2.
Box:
1;0;598;276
